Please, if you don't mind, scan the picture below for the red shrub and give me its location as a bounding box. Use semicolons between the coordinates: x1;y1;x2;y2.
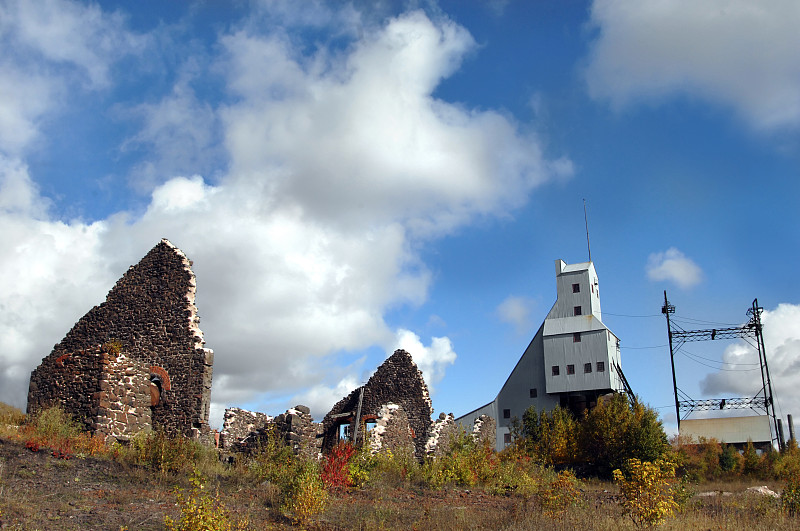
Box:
321;442;357;493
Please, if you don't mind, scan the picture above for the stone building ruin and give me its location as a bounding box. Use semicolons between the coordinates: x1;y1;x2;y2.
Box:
321;349;433;459
27;239;214;441
220;405;322;458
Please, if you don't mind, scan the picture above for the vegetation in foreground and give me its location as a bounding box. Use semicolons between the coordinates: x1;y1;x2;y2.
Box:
1;397;799;529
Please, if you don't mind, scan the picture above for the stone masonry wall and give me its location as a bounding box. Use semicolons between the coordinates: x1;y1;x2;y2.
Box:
321;349;433;459
219;407;273;450
226;405;321;458
27;344;153;441
425;412;459;457
472;414;496;448
368;403;414;457
94;352;152;442
27;239;214;438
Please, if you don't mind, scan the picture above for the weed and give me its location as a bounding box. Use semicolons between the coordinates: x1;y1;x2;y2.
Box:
537;469;583;517
164;471;245;531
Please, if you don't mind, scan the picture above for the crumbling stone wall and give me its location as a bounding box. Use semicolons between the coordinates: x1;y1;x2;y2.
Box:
368;403;414;457
27;239;214;439
424;413;496;456
321;349;433;459
425;412;459;457
472;414;496;448
219;407;273;450
225;405;321;458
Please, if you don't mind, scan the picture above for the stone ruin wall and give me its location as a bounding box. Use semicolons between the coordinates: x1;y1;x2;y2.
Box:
321;349;433;459
368;403;415;457
27;344;153;442
425;413;497;457
27;239;214;439
222;405;322;458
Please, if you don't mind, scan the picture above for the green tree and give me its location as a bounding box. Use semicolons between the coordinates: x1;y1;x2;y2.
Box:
519;406;579;467
580;394;668;477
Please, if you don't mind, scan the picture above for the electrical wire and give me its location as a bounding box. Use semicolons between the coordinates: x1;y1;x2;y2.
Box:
603;312;663;318
671;314;743;327
677;350;760;372
679;347;759;366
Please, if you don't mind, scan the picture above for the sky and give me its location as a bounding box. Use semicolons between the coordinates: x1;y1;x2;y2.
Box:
1;0;799;437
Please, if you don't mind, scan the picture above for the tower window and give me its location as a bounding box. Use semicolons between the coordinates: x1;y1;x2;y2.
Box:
552;365;560;376
597;361;605;372
529;388;538;398
584;363;592;374
573;332;581;342
567;364;575;375
504;433;512;445
503;409;511;419
572;283;580;293
574;306;582;316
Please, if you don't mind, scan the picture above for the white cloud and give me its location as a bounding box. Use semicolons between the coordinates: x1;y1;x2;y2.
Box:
646;248;703;289
219;10;555;237
586;0;800;130
496;295;535;334
700;304;800;423
393;329;457;393
0;6;564;424
0;0;144;157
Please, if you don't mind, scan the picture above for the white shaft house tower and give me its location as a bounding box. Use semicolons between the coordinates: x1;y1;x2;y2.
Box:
457;259;625;452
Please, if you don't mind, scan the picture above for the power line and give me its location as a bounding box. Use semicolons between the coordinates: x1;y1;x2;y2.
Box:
604;311;662;318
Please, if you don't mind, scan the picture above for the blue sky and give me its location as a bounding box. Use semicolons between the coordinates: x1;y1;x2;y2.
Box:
1;0;799;435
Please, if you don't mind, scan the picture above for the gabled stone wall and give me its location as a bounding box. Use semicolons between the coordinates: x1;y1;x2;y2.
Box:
321;349;433;459
27;239;214;439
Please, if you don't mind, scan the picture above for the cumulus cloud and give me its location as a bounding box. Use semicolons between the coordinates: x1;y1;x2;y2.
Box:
0;0;144;156
496;295;535;335
393;329;457;393
585;0;800;130
646;248;703;289
700;304;800;421
0;5;565;428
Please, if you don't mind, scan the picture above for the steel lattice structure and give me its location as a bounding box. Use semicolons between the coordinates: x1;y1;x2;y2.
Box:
661;292;779;448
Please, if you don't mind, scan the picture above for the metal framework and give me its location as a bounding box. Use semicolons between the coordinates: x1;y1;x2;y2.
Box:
661;291;780;448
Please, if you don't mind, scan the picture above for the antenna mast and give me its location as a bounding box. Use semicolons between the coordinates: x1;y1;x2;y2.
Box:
583;199;591;262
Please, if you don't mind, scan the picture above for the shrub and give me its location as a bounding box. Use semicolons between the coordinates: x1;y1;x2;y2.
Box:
581;394;668;477
321;441;357;492
519;406;579;467
164;471;244;531
782;470;800;516
537;469;582;517
288;461;327;521
613;457;679;528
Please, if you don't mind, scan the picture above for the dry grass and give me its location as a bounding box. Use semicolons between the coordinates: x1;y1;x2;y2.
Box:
3;405;800;530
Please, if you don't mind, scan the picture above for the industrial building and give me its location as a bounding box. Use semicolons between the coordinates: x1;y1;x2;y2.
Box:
457;259;626;451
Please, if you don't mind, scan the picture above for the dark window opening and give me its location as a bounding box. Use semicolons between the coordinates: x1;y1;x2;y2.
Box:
597;361;605;372
529;388;537;398
584;363;592;374
504;433;512;445
572;283;580;293
503;409;511;419
574;306;582;316
567;364;575;375
573;332;581;342
552;365;560;376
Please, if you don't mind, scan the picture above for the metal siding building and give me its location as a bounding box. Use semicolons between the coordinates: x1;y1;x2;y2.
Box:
457;259;624;451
